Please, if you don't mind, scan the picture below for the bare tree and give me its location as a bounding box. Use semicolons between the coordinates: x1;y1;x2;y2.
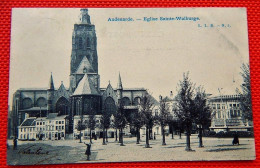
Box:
236;63;252;124
139;92;154;148
173;72;196;151
194;87;212;148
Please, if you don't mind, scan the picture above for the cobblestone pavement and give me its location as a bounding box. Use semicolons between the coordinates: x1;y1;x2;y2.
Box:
7;134;256;165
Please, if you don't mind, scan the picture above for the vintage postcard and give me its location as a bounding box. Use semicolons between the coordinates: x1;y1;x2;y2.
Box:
7;8;255;165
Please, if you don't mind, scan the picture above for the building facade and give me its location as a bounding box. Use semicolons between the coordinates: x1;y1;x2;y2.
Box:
10;9;150;140
208;94;253;132
18;113;67;141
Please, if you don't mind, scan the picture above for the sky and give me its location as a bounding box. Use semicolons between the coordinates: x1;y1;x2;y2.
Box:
9;8;249;105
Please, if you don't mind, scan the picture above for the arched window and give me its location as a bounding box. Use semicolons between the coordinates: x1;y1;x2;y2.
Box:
104;97;116;116
22;98;33;109
56;97;69;115
133;97;141;105
121;97;131;106
86;37;90;48
36;97;47;107
78;37;83;49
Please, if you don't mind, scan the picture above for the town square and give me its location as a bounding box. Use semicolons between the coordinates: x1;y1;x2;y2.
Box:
7;8;255;165
7;134;255;165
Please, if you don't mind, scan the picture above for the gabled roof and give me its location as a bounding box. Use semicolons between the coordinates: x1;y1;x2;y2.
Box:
76;56;94;73
58;82;65;91
106;82;114;91
73;74;100;96
20;118;36;126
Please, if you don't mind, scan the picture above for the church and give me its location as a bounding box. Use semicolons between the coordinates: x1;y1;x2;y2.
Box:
10;9;150;139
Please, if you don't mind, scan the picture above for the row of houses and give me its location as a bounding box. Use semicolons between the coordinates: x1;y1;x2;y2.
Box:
17;92;253;141
18;113;67;140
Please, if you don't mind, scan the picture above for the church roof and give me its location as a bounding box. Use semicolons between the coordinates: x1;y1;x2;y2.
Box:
75;56;94;73
73;74;100;96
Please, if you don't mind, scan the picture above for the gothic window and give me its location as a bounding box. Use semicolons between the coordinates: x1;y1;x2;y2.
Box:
121;97;131;106
36;97;47;107
78;37;83;49
76;99;81;115
104;97;116;116
133;97;141;105
86;37;91;48
22;98;33;109
55;97;69;115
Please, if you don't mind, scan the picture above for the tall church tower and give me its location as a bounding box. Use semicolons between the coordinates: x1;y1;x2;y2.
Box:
69;9;100;93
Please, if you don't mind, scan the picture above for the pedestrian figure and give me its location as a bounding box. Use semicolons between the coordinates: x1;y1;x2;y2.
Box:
154;132;156;140
13;137;17;150
232;132;239;145
84;142;91;161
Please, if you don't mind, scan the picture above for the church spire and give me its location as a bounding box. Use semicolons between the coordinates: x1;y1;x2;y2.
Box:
49;72;54;90
117;72;123;90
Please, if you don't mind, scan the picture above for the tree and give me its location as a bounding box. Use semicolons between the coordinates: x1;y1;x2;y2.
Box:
194;87;212;148
76;115;86;143
167;114;175;139
139;92;154;148
132;110;144;144
236;63;252;123
100;112;111;145
114;102;128;146
173;72;196;151
157;98;171;145
87;114;96;144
